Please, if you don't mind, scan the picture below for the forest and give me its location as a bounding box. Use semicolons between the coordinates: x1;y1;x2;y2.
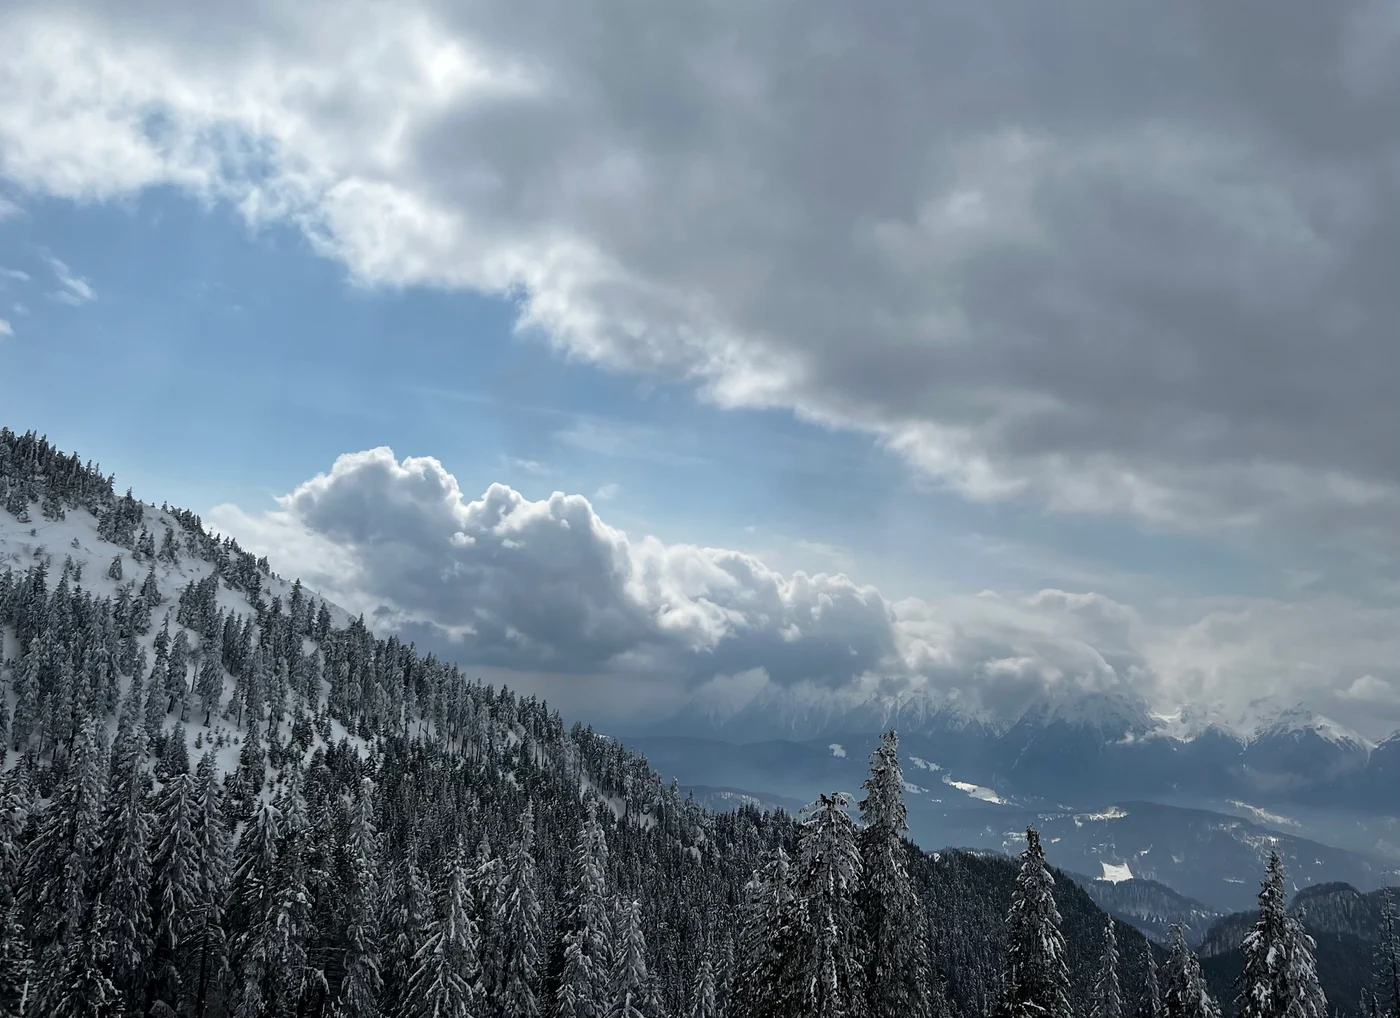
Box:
0;428;1376;1018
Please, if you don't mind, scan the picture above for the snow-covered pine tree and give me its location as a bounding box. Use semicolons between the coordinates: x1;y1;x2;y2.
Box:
730;845;795;1018
1375;891;1400;1018
97;733;154;1011
499;802;544;1018
1093;917;1123;1018
1162;925;1220;1018
793;791;866;1018
858;730;930;1018
335;777;383;1018
1237;852;1326;1018
408;847;482;1018
107;553;122;582
553;801;614;1018
1138;938;1161;1018
996;826;1072;1018
687;940;717;1018
609;898;653;1018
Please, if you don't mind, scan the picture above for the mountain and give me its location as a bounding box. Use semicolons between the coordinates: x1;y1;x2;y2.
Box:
1067;875;1225;946
643;684;1397;820
2;426;1225;1018
1195;881;1397;1017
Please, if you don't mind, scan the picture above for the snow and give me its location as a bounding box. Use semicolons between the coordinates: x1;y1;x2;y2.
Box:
909;755;941;772
941;774;1002;804
1097;862;1131;884
1227;800;1301;829
828;743;847;758
1074;806;1129;826
1099;861;1134;883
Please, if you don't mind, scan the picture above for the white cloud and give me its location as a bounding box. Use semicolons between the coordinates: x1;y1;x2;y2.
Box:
593;482;619;501
0;196;20;220
0;267;29;283
212;447;1400;733
44;254;95;305
2;0;1394;553
505;456;549;475
11;303;28;316
0;318;11;337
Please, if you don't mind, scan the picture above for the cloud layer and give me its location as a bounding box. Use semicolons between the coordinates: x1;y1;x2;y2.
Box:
213;449;1400;734
3;0;1398;553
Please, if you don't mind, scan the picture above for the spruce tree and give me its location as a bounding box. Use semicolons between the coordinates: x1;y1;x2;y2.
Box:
858;730;929;1018
1237;853;1326;1018
407;848;481;1018
609;899;653;1018
996;827;1072;1018
554;801;614;1018
1093;917;1123;1018
730;846;794;1018
499;803;544;1018
335;777;383;1018
98;740;154;1011
1138;939;1161;1018
1163;925;1220;1018
793;792;866;1018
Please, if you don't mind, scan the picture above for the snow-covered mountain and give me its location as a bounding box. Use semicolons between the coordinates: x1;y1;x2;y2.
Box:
644;684;1392;814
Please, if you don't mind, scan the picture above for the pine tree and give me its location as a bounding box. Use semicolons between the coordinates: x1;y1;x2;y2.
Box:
858;730;929;1018
793;792;866;1018
1238;853;1326;1018
335;778;383;1018
609;899;653;1018
107;554;123;582
188;751;231;1018
687;944;717;1018
730;846;794;1018
499;803;544;1018
996;827;1072;1018
98;738;154;1011
1093;917;1123;1018
554;801;613;1018
408;849;481;1018
1139;939;1161;1018
148;770;201;1013
1376;891;1400;1018
1162;925;1220;1018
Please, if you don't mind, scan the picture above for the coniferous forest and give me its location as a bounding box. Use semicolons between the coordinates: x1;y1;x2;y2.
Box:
0;428;1369;1017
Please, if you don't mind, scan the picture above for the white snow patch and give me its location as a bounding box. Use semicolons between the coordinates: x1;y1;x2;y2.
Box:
1227;800;1301;829
1099;861;1134;883
942;774;1002;804
910;756;941;772
828;743;847;758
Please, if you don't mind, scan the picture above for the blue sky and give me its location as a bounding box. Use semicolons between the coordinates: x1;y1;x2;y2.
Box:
0;187;1278;606
1;0;1397;731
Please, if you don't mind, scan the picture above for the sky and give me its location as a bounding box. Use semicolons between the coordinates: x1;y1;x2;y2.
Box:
1;0;1398;733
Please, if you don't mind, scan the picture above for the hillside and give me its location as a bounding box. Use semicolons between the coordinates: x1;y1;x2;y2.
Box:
0;427;1189;1018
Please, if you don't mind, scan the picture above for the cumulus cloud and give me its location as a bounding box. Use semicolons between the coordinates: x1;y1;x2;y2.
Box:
213;448;1400;733
2;0;1396;553
213;447;897;687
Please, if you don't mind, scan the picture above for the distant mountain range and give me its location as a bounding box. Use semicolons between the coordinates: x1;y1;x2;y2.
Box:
637;685;1399;814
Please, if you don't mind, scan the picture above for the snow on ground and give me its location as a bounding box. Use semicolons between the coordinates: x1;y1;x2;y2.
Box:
1227;799;1302;829
942;773;1002;804
1099;861;1134;883
1075;806;1129;826
909;756;941;772
903;780;927;795
828;743;846;758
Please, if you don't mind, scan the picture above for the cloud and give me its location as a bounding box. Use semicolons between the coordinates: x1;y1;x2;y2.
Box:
0;268;29;283
212;447;898;688
593;483;619;501
213;447;1400;733
505;456;549;475
3;0;1395;553
0;196;20;220
0;319;11;337
44;255;95;305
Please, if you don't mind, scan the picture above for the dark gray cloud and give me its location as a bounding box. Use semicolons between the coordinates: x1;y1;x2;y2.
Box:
2;0;1397;552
